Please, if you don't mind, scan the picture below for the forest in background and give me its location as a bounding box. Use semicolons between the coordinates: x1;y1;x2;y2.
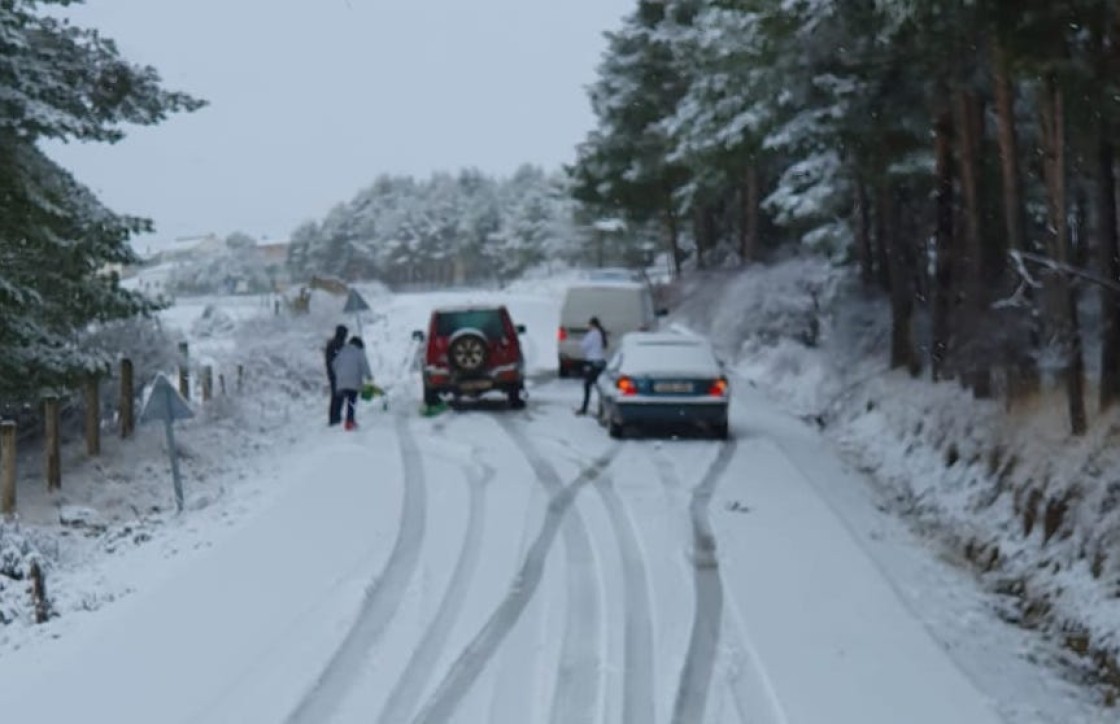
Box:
281;165;671;288
565;0;1120;436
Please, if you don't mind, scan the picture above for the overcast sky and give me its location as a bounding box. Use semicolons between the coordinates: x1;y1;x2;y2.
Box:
42;0;631;252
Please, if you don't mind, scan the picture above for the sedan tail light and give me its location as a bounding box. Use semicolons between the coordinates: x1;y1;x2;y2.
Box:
617;376;638;396
558;326;568;342
708;377;729;396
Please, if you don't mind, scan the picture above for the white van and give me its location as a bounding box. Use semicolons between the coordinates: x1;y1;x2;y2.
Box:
557;281;665;377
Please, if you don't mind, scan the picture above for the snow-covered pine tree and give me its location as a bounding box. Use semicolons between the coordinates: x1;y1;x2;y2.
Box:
569;1;694;275
0;1;204;399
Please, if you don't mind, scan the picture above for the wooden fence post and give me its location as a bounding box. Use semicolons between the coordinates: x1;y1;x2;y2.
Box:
120;358;135;439
237;364;244;393
85;375;100;456
219;374;227;396
178;341;190;400
202;366;213;402
1;421;15;515
29;560;49;623
44;395;60;492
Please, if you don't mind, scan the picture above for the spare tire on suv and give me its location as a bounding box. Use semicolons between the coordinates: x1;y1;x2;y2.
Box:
448;329;489;372
413;305;527;409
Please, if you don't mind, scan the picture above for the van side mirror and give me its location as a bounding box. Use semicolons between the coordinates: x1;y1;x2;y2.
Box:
515;324;526;335
411;330;425;342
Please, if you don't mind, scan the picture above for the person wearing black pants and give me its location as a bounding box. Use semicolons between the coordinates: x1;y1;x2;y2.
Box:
325;324;348;425
332;336;373;430
576;316;608;415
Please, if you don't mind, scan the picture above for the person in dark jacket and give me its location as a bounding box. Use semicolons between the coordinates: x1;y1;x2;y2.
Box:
331;336;373;430
325;324;348;425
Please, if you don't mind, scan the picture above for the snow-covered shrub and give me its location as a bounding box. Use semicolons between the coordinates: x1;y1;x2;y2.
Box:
0;524;53;626
83;314;179;386
189;305;236;339
212;296;339;404
673;255;840;358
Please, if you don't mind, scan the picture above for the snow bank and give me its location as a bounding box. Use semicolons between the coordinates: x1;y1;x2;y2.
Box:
0;293;344;649
677;255;1120;704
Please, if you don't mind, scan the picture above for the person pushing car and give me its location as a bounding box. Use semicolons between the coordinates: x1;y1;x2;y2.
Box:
576;316;608;416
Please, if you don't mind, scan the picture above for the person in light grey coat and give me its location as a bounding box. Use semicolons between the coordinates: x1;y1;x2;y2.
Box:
331;336;373;429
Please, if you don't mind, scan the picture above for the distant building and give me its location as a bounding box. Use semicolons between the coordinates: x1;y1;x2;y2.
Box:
256;240;289;265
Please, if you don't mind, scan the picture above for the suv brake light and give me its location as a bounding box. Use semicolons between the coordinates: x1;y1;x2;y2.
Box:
709;377;729;396
618;376;637;396
558;326;568;342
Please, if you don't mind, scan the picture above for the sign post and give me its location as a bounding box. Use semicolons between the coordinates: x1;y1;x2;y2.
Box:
343;288;371;335
140;373;195;513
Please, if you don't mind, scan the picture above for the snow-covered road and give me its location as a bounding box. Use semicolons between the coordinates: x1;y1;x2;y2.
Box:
0;286;1064;722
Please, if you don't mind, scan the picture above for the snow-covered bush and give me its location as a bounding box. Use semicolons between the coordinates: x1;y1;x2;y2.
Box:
0;524;53;626
673;255;840;358
83;315;179;384
190;305;236;339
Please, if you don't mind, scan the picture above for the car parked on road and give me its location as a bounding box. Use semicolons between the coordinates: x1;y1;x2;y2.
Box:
557;281;666;377
413;305;527;408
595;331;729;439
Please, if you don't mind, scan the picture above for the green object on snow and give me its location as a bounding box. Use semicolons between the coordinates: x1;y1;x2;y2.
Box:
360;383;385;401
420;402;449;417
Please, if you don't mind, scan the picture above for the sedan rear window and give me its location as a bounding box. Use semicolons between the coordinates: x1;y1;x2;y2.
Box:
623;341;719;374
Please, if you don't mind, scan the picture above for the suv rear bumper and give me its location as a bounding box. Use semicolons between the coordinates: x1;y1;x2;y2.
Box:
424;364;523;397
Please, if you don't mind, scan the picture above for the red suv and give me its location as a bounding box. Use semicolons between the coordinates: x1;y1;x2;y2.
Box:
413;305;527;408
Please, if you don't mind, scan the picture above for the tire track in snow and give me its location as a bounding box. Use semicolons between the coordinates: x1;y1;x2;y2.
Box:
486;476;552;723
667;441;738;724
285;414;427;724
375;451;493;724
500;419;607;724
592;470;657;724
410;425;617;724
720;604;790;724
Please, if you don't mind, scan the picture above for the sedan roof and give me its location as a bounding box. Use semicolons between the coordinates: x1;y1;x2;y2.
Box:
619;331;700;346
616;333;721;376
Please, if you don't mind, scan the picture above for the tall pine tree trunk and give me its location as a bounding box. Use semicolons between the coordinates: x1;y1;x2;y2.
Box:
954;89;992;397
932;109;955;382
1097;135;1120;409
879;181;916;373
740;163;760;264
1039;78;1088;435
855;176;875;285
992;40;1027;253
692;206;706;270
664;204;682;277
992;38;1039;400
874;184;892;293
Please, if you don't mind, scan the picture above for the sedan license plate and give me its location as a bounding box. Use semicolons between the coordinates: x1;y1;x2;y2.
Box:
653;381;693;394
460;379;493;392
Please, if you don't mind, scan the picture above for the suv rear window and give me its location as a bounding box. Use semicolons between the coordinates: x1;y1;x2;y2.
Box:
435;309;505;338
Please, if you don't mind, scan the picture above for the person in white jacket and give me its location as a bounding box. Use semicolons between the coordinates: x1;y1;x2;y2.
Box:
331;336;373;430
576;316;608;415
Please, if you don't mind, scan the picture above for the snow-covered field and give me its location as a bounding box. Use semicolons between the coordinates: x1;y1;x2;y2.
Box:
0;270;1114;723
